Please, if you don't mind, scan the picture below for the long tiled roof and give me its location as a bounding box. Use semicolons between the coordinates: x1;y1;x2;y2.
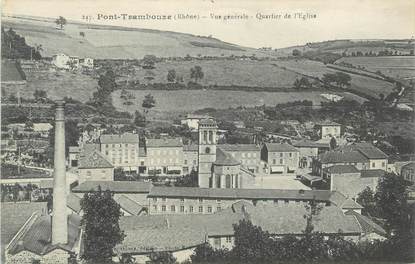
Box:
264;143;298;152
146;138;183;148
115;195;145;215
318;150;368;164
341;142;388;159
292;140;330;148
117;202;362;253
219;144;261;152
214;148;240;166
148;186;332;201
72;181;153;193
7;214;81;256
1;202;47;248
360;169;386;178
323;165;359;174
100;133;139;144
78;150;113;169
345;210;387;237
67;193;82;214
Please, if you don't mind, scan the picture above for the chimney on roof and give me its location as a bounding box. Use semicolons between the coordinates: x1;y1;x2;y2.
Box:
52;101;68;245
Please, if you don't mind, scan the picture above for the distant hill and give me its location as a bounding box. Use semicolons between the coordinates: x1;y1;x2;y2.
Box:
276;39;414;57
2;15;265;59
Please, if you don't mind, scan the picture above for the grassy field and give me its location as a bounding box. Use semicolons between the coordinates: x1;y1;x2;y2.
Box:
2;70;98;102
274;59;396;98
112;89;366;120
133;60;303;88
2;15;266;59
336;56;415;79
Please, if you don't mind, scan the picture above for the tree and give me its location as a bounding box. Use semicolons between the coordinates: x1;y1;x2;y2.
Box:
167;69;176;83
55;16;67;30
375;172;410;235
81;187;125;262
142;94;156;113
356;187;377;216
148;252;176;264
142;55;156;69
134;110;146;127
190;66;204;83
292;49;301;56
330;137;337;150
33;90;47;102
79;31;85;37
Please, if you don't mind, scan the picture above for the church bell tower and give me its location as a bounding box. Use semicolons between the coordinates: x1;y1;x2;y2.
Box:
198;119;217;188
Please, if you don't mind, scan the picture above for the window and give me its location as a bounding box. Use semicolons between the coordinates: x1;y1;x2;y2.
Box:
180;198;185;202
162;205;166;212
214;238;221;248
273;159;276;165
180;206;185;212
199;198;203;203
226;236;232;243
216;199;221;203
208;206;212;213
105;151;109;155
199;206;203;213
284;200;289;204
203;131;207;141
209;131;213;142
289;153;292;158
189;206;194;213
86;171;91;177
280;153;283;157
280;159;283;164
273;199;279;204
382;162;386;167
162;197;166;202
205;147;210;154
217;206;221;211
184;159;188;165
153;198;157;202
153;205;157;211
372;162;375;168
226;175;231;188
171;205;176;212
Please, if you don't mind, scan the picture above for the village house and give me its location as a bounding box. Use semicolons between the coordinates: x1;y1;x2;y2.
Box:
144;138;184;177
100;133;140;172
312;142;388;177
219;144;262;173
401;162;415;184
292;140;330;168
181;114;213;131
260;143;299;175
314;121;342;140
78;150;114;184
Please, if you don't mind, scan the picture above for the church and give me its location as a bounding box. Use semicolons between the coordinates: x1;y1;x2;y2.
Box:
197;119;255;189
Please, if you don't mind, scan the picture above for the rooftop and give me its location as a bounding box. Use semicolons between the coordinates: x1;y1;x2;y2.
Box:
72;181;153;193
341;143;388;159
78;150;113;169
148;186;332;201
292;140;330;149
100;133;139;144
67;193;82;214
323;165;360;174
198;119;217;127
214;148;241;166
401;161;415;171
114;195;145;215
318;150;368;164
264;143;298;153
146;138;183;148
360;169;386;178
219;144;261;152
315;121;341;127
345;210;387;237
7;214;81;256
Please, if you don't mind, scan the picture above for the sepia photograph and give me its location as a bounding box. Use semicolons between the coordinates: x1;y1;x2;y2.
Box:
0;0;414;263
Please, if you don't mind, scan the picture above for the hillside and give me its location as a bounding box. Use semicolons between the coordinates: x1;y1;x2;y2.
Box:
1;15;266;59
276;39;414;57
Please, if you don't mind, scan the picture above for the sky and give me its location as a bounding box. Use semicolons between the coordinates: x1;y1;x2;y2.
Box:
2;0;415;48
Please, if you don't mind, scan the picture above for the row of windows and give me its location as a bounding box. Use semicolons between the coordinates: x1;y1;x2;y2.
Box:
153;197;222;203
229;152;258;158
153;205;221;213
104;143;137;148
149;158;181;165
272;152;297;158
148;149;181;155
184;159;197;165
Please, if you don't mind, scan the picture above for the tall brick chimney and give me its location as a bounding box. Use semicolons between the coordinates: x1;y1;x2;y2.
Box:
52;100;68;245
